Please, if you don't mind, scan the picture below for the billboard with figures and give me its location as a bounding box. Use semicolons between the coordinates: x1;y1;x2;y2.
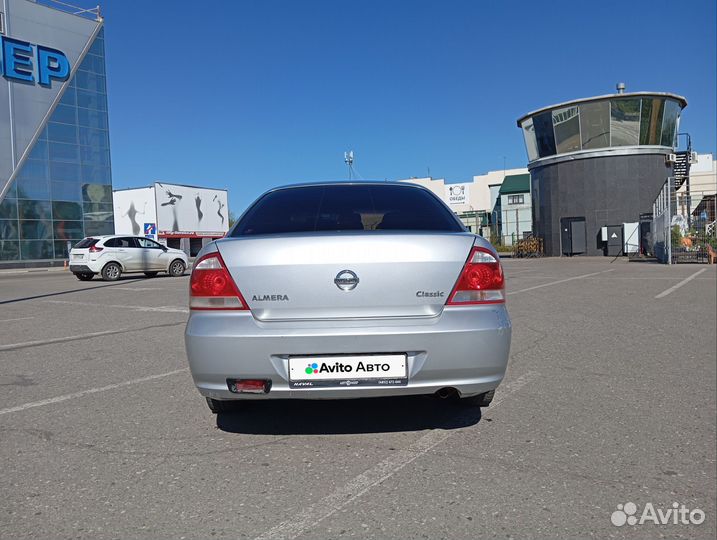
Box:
113;187;156;237
154;182;229;236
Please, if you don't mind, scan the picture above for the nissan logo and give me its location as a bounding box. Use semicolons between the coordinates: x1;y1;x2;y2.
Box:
334;269;359;291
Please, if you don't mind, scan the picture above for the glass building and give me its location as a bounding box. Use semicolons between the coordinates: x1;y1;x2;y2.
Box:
516;92;688;257
0;0;112;264
519;93;685;163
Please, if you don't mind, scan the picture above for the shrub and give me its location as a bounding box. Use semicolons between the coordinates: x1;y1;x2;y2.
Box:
671;225;682;248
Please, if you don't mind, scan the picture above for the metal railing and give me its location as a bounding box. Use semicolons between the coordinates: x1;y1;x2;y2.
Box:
652;177;717;264
37;0;101;21
652;178;674;263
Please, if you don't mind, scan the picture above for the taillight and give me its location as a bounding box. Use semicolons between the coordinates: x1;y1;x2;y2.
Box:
189;252;248;310
89;244;103;253
447;247;505;305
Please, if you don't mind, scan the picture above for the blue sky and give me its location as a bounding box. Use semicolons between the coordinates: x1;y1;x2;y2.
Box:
88;0;715;214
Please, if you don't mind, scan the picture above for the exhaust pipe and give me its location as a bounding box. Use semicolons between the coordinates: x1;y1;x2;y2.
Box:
436;387;458;399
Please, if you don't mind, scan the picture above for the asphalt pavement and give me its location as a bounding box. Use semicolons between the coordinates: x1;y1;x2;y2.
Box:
0;258;715;539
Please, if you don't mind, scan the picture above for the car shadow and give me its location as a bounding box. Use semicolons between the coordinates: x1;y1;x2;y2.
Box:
215;395;482;435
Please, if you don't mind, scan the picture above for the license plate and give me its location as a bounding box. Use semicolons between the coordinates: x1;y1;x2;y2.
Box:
72;253;84;260
288;354;408;388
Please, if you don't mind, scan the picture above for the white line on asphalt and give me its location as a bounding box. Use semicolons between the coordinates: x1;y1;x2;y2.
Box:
507;274;714;282
654;268;708;299
255;370;540;540
506;269;615;296
0;328;124;351
45;299;188;313
0;369;188;416
504;269;538;276
579;276;714;281
0;316;34;323
0;321;184;351
112;287;164;291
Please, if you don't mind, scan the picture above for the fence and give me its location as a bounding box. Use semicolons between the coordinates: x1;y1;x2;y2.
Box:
652;178;674;263
490;233;535;250
511;236;544;258
652;177;717;264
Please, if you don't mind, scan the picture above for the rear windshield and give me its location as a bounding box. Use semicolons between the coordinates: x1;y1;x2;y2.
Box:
231;184;464;236
74;237;98;248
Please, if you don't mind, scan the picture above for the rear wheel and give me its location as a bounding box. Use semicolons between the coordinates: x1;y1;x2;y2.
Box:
206;397;243;414
144;271;159;277
75;272;94;281
101;262;122;281
169;259;185;277
460;389;495;407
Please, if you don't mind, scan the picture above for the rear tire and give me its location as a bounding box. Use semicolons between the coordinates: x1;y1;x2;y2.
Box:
169;259;185;277
206;397;243;414
101;262;122;281
461;389;495;407
144;271;159;277
75;272;94;281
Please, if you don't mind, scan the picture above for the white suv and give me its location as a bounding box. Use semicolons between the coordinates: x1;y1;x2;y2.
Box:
69;235;189;281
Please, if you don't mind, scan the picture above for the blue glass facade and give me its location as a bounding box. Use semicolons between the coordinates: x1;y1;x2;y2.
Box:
0;28;113;261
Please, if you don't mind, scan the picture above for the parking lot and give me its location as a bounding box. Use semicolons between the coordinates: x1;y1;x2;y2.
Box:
0;258;715;539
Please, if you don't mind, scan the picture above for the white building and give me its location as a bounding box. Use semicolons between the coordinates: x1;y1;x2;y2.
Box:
682;153;716;194
674;153;717;234
398;167;528;236
496;173;532;246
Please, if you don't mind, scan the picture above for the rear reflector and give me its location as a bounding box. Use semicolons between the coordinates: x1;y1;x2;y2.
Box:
447;247;505;305
227;379;272;394
189;252;248;310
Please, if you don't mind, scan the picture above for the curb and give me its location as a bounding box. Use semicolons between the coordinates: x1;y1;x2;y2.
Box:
0;261;195;277
0;267;70;275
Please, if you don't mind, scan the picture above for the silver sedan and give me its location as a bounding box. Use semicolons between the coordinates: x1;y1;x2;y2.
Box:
185;182;511;413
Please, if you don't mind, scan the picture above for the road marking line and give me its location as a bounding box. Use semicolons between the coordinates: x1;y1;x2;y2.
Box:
654;268;708;299
45;299;188;313
0;328;121;351
112;287;164;291
255;370;540;540
0;321;184;351
507;269;614;295
0;369;188;416
504;269;537;276
576;276;713;281
0;316;34;323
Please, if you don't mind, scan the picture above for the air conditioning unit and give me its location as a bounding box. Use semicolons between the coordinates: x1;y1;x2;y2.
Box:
665;153;677;164
689;151;699;164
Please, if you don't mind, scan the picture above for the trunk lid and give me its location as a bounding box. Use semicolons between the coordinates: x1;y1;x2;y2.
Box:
69;237;99;263
216;232;475;321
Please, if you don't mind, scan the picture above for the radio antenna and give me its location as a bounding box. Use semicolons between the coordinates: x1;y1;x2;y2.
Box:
344;150;354;180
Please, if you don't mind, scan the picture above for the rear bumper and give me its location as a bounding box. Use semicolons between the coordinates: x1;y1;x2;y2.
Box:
185;305;511;400
69;264;93;273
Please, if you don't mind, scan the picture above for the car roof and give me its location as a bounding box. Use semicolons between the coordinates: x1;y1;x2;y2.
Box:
265;180;429;193
90;235;146;240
